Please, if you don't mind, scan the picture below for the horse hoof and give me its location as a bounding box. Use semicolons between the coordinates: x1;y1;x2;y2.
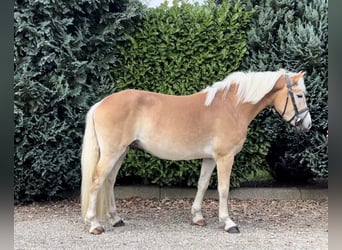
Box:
227;226;240;234
113;219;125;227
192;219;207;227
90;226;105;235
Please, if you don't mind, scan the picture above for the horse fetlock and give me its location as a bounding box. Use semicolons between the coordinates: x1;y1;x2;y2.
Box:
85;211;96;222
109;212;120;220
218;212;228;223
191;205;201;215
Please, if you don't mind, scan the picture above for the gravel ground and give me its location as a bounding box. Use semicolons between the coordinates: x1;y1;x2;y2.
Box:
14;198;328;250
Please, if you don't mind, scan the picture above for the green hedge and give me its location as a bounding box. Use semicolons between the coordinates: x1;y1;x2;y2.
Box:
14;0;328;203
240;0;328;183
111;0;262;188
14;0;144;203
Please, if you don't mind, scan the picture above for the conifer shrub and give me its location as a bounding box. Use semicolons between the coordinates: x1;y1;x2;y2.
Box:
14;0;144;203
240;0;328;182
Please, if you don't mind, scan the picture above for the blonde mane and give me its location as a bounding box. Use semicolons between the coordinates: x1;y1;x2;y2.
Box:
203;69;291;106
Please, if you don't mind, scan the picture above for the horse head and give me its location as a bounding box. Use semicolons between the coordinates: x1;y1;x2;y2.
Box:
273;71;312;132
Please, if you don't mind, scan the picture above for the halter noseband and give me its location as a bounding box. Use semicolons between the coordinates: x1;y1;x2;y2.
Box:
280;74;309;126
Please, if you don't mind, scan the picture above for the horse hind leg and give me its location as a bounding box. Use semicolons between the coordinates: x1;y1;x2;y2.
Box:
107;150;127;227
191;158;216;226
85;151;126;234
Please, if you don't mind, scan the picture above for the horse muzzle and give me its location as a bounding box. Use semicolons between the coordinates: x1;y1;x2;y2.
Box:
293;111;312;133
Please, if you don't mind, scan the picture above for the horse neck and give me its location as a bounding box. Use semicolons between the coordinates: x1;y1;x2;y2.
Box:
203;88;273;127
237;92;273;125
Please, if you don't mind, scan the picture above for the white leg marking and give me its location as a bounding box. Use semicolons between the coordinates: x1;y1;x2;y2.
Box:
216;154;238;232
191;158;216;224
224;218;237;231
86;191;98;222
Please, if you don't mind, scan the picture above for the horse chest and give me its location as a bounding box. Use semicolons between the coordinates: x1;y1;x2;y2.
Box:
212;130;247;157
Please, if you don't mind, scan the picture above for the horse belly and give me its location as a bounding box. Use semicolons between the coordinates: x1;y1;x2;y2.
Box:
133;138;210;161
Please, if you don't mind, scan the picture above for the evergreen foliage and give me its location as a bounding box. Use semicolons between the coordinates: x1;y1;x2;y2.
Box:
14;0;328;203
240;0;328;182
14;0;144;203
111;0;259;188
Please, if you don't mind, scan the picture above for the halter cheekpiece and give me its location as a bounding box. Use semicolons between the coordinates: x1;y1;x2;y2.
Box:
280;74;309;126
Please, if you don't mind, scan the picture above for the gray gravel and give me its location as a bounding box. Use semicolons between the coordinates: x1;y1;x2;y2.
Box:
14;198;328;250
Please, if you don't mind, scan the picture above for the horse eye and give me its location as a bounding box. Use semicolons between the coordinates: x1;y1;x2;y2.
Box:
297;94;303;98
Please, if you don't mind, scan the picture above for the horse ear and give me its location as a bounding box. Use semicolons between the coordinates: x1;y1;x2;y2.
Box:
273;75;286;91
290;71;306;84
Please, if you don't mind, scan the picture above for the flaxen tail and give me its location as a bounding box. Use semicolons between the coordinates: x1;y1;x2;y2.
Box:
81;102;110;220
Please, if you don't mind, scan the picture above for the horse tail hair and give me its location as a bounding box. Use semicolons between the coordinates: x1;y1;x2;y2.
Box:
81;102;110;220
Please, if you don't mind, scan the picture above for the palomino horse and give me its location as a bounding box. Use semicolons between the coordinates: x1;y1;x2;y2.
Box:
81;69;311;234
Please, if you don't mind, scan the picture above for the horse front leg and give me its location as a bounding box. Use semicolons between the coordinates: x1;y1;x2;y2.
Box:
216;154;240;233
191;158;216;226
